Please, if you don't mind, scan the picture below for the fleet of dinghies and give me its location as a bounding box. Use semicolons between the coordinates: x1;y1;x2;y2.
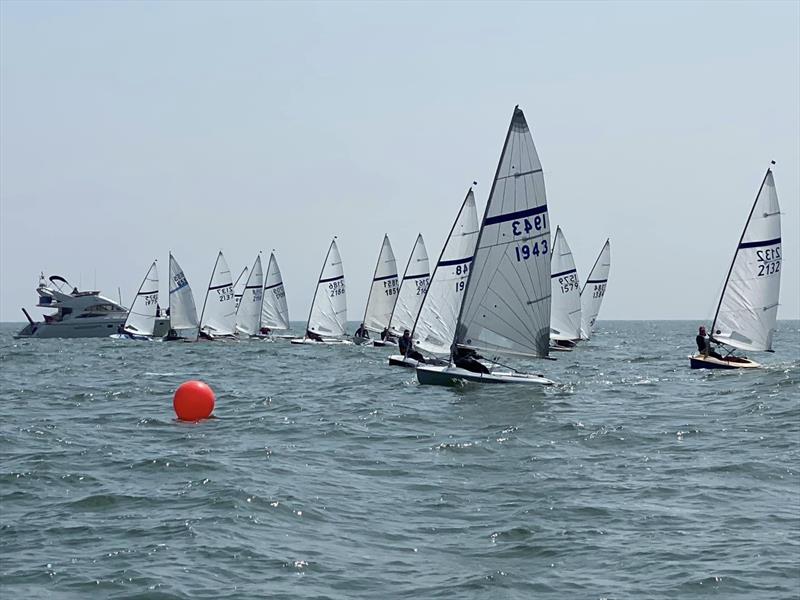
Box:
91;106;789;378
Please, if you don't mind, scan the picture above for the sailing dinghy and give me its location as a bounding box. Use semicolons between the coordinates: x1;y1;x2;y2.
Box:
235;254;264;337
111;260;159;340
579;240;611;340
260;251;292;338
385;234;430;342
165;253;200;341
198;251;237;340
416;107;555;386
550;227;582;350
690;163;782;369
355;235;399;345
291;238;352;345
388;188;479;367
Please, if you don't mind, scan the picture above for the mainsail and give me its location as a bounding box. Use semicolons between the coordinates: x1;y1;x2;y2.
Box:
388;234;430;336
124;260;159;336
199;251;237;337
412;188;479;355
235;254;264;336
579;240;611;339
362;235;399;333
550;227;582;341
261;252;290;330
233;266;249;312
306;239;347;338
711;166;782;352
454;106;552;358
168;253;199;338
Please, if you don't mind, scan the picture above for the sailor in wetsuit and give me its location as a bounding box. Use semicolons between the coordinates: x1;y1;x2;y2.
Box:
355;323;369;339
696;326;723;359
306;329;324;342
398;330;425;363
452;345;490;374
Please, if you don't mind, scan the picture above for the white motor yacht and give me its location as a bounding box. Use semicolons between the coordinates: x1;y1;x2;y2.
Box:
15;274;167;339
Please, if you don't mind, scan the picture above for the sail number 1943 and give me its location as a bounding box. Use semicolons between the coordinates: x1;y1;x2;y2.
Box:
514;239;548;262
511;215;547;236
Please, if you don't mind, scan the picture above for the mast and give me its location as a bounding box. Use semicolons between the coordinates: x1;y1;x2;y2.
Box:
410;187;473;340
453;107;518;357
361;235;388;329
197;251;222;340
305;238;336;338
710;161;775;340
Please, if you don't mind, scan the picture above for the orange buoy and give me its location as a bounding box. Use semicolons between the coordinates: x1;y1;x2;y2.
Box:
173;380;215;421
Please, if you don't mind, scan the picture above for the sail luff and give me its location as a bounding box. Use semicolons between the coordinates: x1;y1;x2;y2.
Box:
123;260;159;336
197;252;222;340
261;252;290;330
305;240;335;336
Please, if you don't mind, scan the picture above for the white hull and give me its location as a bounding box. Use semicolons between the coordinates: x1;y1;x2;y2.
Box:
290;337;353;345
689;354;762;369
373;339;397;347
16;317;127;339
388;354;420;368
416;364;555;386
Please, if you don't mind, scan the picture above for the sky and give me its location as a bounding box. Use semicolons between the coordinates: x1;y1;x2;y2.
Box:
1;0;798;325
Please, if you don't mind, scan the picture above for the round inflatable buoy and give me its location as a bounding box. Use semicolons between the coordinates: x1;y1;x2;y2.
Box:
173;380;215;421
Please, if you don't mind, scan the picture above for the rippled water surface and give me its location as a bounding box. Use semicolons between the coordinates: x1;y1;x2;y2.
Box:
1;321;798;599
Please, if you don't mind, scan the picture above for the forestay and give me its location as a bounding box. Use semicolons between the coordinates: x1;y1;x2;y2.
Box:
579;240;611;339
168;253;199;337
550;227;582;341
199;251;237;337
362;235;399;333
412;189;479;355
124;260;159;336
235;254;264;336
712;167;782;352
388;234;430;336
261;252;290;330
306;239;347;337
454;106;552;358
233;266;249;312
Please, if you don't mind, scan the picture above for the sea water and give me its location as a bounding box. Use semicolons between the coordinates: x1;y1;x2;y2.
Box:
1;321;798;599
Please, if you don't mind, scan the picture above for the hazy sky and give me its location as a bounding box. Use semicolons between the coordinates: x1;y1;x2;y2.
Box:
2;1;798;325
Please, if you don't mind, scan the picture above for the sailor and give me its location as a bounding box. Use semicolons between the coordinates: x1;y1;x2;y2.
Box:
355;323;369;339
381;327;396;342
398;330;425;363
260;326;272;336
696;326;723;359
306;329;323;342
452;345;490;374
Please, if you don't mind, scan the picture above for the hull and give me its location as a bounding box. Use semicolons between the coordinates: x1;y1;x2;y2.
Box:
388;354;420;368
373;339;397;347
689;354;761;369
353;334;372;346
15;317;126;339
416;365;555;386
290;337;353;346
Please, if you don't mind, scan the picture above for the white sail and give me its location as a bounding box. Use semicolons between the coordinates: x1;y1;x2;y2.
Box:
168;253;199;337
199;251;236;337
233;266;249;312
712;167;782;352
306;239;347;337
579;240;611;339
550;227;582;341
261;252;290;330
388;234;430;336
362;235;399;333
413;189;479;355
235;254;264;336
455;106;551;358
124;260;159;336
